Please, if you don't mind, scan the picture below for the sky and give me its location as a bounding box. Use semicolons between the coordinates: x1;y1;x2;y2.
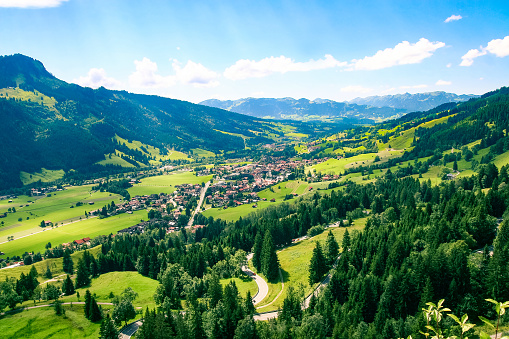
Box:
0;0;508;103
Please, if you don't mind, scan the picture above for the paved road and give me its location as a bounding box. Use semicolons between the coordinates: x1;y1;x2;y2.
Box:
243;253;269;305
187;181;210;228
119;319;143;339
253;255;340;321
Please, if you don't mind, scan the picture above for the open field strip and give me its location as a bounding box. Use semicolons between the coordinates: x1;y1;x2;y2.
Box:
61;271;160;309
0;210;145;257
0;186;122;241
219;276;258;299
128;172;212;197
0;305;106;338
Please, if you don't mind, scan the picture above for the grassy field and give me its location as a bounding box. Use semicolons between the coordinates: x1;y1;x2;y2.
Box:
308;151;399;175
0;246;102;283
0;87;57;110
96;154;136;168
20;168;66;186
61;271;159;309
0;304;107;339
220;276;258;299
0;185;123;242
128;172;212;197
191;148;215;158
0;210;145;257
256;220;366;313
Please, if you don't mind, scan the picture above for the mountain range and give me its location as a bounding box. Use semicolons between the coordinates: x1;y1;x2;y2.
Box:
200;92;477;123
348;91;478;112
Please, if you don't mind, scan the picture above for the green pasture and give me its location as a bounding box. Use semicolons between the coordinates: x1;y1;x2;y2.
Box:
220;277;258;299
20;168;66;185
0;210;145;257
0;87;57;110
0;304;106;339
62;271;159;309
96;154;136;168
0;185;123;243
191;148;215;158
128;172;212;197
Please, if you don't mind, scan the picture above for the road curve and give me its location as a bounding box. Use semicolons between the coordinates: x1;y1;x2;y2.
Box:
253;255;341;321
244;253;269;305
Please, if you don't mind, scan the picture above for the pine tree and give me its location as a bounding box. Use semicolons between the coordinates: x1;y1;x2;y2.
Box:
84;290;92;319
207;274;222;308
244;290;255;315
75;257;90;288
342;229;351;251
99;314;119;339
44;265;52;279
62;275;75;296
89;296;103;322
261;230;279;281
251;232;263;272
62;249;74;274
309;241;327;285
324;230;339;265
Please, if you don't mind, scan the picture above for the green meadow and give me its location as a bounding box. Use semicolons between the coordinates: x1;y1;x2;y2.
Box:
0;185;123;243
0;210;145;257
0;305;107;339
220;277;258;300
128;172;213;197
20;168;66;185
62;271;159;309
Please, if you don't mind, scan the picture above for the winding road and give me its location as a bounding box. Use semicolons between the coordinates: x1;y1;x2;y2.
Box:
243;253;269;305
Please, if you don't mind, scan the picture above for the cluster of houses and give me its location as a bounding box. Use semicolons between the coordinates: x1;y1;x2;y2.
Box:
30;186;64;197
62;237;91;249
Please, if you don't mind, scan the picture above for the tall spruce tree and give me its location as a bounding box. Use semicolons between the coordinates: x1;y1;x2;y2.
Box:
99;314;119;339
75;257;90;288
89;296;103;322
84;290;92;319
261;230;279;281
62;249;74;274
309;242;327;285
251;232;263;272
324;230;339;265
62;274;75;296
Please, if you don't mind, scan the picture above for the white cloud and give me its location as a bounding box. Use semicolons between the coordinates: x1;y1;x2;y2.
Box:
400;84;428;90
485;36;509;57
172;60;219;88
128;57;219;89
129;57;176;88
446;63;452;68
73;68;121;89
444;15;462;23
0;0;68;8
460;35;509;66
340;85;372;94
460;48;487;66
436;80;452;86
223;54;346;80
351;38;445;71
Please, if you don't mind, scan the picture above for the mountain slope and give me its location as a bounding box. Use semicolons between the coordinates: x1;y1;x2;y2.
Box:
200;97;406;122
0;54;285;189
349;91;478;112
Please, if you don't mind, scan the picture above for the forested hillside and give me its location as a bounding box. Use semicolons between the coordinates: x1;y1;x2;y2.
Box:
0;54;317;189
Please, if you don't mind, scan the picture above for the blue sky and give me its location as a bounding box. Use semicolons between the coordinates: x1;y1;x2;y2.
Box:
1;0;508;103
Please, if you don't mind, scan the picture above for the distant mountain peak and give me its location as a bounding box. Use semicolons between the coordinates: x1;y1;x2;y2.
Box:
348;91;478;112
